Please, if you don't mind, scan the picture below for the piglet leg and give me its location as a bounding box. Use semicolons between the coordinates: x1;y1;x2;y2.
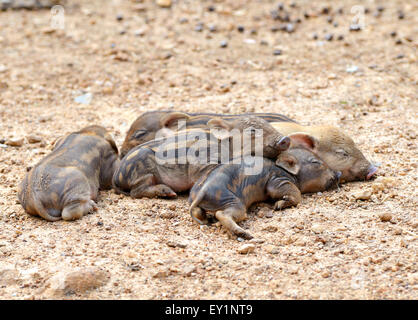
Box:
215;206;253;240
62;199;97;221
267;181;302;211
130;174;177;199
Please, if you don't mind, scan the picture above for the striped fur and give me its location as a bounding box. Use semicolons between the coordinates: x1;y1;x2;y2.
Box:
188;148;340;239
18;126;119;221
113;116;288;199
120;111;296;158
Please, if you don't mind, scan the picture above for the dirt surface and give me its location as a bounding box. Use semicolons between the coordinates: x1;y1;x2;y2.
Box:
0;0;417;299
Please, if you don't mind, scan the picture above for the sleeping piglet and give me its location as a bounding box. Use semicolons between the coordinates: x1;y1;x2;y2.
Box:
18;125;119;221
189;141;341;240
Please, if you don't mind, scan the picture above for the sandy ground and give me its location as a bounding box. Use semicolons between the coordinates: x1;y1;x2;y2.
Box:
0;0;417;299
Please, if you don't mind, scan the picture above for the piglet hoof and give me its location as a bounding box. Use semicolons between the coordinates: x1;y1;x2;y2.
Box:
90;200;98;212
274;200;286;211
190;208;209;225
191;215;209;226
274;199;293;211
236;230;254;240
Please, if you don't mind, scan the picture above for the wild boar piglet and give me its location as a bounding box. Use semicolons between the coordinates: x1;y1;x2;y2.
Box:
272;122;378;182
18;125;119;221
189;143;340;240
120;111;294;158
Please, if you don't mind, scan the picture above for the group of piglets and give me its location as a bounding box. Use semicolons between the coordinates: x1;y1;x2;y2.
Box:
18;111;378;239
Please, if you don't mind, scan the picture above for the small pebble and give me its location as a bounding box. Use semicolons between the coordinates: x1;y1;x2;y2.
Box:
5;138;24;147
237;244;255;254
285;23;295;33
346;65;359;73
265;245;280;254
220;40;228;48
270;26;280;33
74;93;92;105
349;24;362;32
379;212;392;222
390;31;397;37
273;49;282;56
27;135;42;144
166;240;187;249
337;35;344;41
243;38;256;44
265;211;273;218
398;11;404;20
207;5;215;12
324;33;333;41
194;23;203;32
156;0;172;8
311;224;325;234
134;28;146;37
116;14;123;21
373;11;381;18
209;25;217;33
353;190;372;201
237;25;245;33
270;10;280;21
182;265;196;277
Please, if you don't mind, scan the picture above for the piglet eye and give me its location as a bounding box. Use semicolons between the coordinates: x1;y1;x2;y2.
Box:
133;130;147;139
310;158;321;164
336;149;349;157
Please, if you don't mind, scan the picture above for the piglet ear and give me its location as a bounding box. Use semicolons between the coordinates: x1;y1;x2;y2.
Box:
104;133;119;155
207;118;233;131
160;112;190;128
275;153;300;175
207;118;233;140
288;132;319;151
52;136;66;150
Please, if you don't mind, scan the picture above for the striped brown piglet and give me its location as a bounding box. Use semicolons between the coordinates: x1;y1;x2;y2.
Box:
18;126;119;221
189;135;341;240
120;111;294;158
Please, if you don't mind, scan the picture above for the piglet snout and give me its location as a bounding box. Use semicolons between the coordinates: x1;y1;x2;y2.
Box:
366;165;378;180
336;171;342;181
276;136;290;151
